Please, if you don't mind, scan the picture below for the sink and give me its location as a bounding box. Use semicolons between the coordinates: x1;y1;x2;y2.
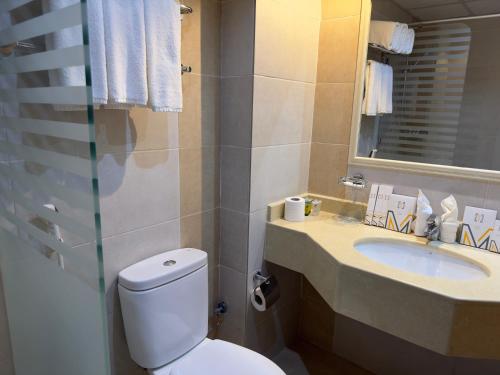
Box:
354;239;488;280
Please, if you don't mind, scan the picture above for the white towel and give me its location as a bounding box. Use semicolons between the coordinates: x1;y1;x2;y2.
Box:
370;21;414;55
379;64;393;114
43;0;107;106
103;0;148;107
144;0;182;112
362;60;393;116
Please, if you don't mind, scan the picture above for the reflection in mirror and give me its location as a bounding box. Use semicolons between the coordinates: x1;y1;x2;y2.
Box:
356;0;500;171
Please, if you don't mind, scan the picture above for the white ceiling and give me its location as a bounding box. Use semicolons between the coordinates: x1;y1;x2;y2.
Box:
391;0;500;21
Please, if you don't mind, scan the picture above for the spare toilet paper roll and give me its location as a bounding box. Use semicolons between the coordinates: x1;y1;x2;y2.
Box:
284;196;305;222
250;275;280;312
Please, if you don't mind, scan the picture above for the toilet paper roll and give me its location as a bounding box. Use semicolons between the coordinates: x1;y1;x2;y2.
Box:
284;196;305;222
250;275;280;312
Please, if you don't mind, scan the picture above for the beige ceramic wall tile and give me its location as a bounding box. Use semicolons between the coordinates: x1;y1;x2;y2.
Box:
179;74;220;148
98;150;180;237
312;82;354;145
180;209;220;269
95;109;178;155
221;0;255;77
220;146;252;213
179;146;220;216
181;0;220;76
218;265;247;345
322;0;362;19
308;143;349;198
220;208;249;273
221;76;253;147
317;16;360;83
250;143;310;212
254;0;320;83
252;76;315;147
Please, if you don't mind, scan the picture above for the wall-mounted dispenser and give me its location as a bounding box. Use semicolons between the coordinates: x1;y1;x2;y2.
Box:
250;271;280;312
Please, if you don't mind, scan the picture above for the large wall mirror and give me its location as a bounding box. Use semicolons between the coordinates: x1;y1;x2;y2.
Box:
350;0;500;181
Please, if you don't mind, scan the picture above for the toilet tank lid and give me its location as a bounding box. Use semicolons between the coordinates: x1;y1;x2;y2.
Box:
118;248;207;291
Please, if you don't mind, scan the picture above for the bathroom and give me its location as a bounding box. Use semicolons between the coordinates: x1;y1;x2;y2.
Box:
1;0;500;374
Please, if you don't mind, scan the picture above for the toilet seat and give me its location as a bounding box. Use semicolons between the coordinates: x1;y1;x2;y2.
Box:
149;339;285;375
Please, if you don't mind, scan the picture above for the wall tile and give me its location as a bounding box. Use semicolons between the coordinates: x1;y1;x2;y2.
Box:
252;76;315;147
98;150;180;237
221;76;253;147
181;0;220;76
179;74;220;148
180;209;220;311
180;146;220;216
220;146;251;213
218;265;247;345
317;16;360;83
220;208;249;273
221;0;255;77
250;143;310;212
309;143;349;198
246;208;267;281
102;219;180;292
254;0;320;83
0;275;13;375
96;109;179;155
322;0;362;19
312;83;354;145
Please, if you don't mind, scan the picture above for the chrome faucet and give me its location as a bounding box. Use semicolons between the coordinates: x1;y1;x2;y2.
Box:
424;214;441;241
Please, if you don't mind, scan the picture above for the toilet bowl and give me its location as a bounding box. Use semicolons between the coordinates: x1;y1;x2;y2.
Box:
118;248;285;375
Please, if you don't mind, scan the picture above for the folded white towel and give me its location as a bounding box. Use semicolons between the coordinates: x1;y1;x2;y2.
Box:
370;21;414;55
103;0;148;107
144;0;182;112
362;60;393;116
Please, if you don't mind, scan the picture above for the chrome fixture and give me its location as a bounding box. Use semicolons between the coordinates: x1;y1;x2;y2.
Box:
339;174;367;189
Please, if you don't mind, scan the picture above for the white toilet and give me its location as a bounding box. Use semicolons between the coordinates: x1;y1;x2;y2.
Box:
118;248;285;374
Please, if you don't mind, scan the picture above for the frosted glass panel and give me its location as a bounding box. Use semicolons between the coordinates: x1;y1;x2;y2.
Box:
0;1;109;375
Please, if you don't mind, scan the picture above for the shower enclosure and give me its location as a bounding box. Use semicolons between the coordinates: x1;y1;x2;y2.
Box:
0;1;110;374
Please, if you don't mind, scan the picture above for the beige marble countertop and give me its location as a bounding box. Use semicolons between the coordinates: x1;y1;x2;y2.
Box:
265;210;500;359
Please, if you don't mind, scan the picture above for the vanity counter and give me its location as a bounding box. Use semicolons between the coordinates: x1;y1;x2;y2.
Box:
265;211;500;360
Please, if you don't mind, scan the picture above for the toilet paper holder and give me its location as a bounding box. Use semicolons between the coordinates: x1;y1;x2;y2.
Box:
251;271;280;312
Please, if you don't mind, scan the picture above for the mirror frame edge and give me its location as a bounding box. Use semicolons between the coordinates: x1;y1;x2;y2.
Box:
347;0;500;184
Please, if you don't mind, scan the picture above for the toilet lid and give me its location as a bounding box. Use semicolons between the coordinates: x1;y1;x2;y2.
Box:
164;339;285;375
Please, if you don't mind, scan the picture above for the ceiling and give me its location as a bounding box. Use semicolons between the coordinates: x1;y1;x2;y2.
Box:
389;0;500;21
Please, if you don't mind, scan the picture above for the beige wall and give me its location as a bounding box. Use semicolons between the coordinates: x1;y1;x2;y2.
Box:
308;0;362;199
97;1;221;373
218;0;321;355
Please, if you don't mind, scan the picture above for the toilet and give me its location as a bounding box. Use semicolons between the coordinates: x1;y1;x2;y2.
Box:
118;248;285;374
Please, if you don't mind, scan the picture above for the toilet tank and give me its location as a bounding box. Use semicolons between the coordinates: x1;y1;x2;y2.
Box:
118;248;208;369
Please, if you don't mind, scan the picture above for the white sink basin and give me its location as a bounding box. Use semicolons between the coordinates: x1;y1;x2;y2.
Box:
354;239;488;280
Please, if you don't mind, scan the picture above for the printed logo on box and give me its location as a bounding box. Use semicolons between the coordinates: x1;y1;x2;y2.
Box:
460;207;497;250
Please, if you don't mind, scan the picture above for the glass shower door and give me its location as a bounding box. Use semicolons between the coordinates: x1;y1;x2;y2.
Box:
0;1;109;374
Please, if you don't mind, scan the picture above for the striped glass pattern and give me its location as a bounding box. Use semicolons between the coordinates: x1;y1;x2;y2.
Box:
0;1;109;374
377;23;471;165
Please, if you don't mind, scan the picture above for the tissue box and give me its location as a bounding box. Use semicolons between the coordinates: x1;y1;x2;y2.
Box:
373;184;394;227
488;220;500;253
385;194;417;234
364;184;379;225
460;206;497;250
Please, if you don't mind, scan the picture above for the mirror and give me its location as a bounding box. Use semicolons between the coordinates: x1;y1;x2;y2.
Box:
351;0;500;180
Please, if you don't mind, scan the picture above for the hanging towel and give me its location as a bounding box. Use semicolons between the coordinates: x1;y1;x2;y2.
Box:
362;61;380;116
378;64;393;114
103;0;148;108
362;60;393;116
43;0;107;107
0;11;18;119
144;0;182;112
